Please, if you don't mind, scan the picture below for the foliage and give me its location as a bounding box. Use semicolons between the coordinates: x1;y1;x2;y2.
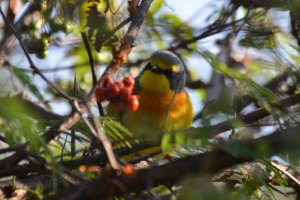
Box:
0;0;300;199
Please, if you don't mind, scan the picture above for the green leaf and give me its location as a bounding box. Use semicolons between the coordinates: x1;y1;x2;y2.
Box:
35;181;44;200
260;159;288;187
149;0;163;14
101;117;133;148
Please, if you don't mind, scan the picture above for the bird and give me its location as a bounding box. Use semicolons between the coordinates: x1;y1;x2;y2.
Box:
122;50;194;140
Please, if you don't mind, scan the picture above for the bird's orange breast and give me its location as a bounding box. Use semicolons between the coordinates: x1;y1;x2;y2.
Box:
123;90;193;136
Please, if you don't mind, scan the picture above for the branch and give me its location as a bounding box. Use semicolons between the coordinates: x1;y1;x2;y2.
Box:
168;6;245;51
212;161;300;191
52;127;300;199
271;161;300;187
231;0;300;9
108;0;153;72
0;141;154;177
43;103;83;142
197;92;300;136
186;79;209;89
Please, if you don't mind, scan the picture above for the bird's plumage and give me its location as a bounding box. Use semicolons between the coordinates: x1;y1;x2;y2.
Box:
122;50;193;139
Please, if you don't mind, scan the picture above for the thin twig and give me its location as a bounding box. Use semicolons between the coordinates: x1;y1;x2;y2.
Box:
231;0;300;9
61;134;68;161
266;183;289;198
74;101;120;170
198;92;300;136
81;31;105;116
81;32;97;86
82;116;120;170
271;161;300;186
168;9;258;51
103;17;132;42
105;0;153;73
96;17;132;51
71;129;76;158
128;149;162;164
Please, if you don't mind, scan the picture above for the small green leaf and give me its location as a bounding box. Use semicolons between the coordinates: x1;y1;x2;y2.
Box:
35;181;44;200
149;0;163;14
101;117;133;148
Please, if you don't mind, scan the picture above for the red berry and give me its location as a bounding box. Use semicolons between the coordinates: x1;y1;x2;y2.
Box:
113;102;125;112
99;75;114;88
114;81;124;89
95;87;108;101
123;76;135;88
127;95;139;111
107;83;120;98
122;164;135;176
119;88;132;101
132;86;138;94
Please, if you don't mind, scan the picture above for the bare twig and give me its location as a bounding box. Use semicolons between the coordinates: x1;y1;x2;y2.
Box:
81;31;105;116
168;6;247;51
186;79;209;89
71;129;76;158
61;134;69;161
106;0;153;72
95;17;132;52
271;161;300;186
81;32;97;86
104;17;132;41
43;104;82;142
231;0;300;9
81;115;121;170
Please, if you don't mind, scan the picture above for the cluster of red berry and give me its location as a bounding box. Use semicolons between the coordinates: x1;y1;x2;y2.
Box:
95;75;139;112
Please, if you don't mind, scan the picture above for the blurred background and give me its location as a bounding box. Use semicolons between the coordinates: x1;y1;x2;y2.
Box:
1;0;300;199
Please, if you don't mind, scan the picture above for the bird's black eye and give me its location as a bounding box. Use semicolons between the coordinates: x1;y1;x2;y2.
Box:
168;68;175;74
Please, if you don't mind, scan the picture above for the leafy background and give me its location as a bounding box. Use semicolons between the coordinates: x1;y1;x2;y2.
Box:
1;0;300;199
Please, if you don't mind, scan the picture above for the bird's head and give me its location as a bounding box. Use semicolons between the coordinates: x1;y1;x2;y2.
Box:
137;50;186;94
